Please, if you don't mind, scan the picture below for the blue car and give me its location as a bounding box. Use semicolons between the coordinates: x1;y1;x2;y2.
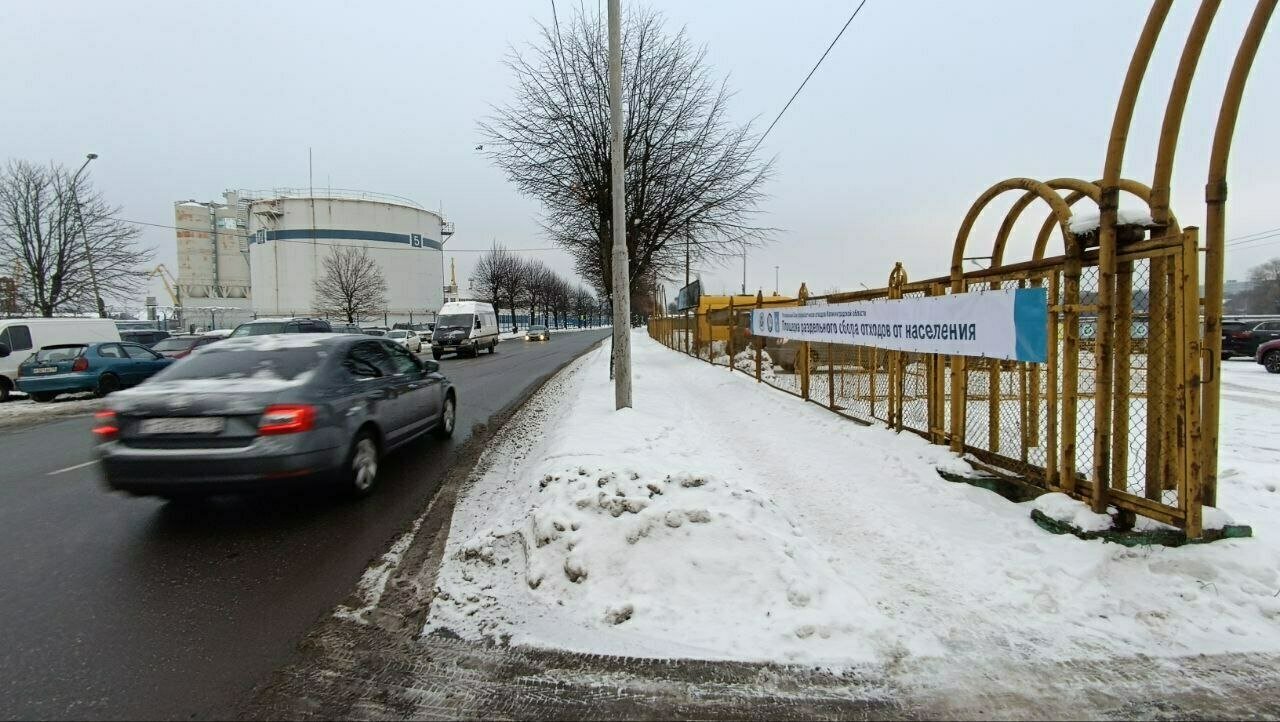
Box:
16;342;173;402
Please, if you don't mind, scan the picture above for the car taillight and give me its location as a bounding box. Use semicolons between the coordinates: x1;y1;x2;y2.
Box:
258;404;316;435
72;356;89;372
92;410;119;438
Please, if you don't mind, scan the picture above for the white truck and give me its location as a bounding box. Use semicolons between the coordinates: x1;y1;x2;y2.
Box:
431;301;500;359
0;318;120;402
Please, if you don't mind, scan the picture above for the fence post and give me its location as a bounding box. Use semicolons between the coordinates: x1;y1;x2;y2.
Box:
1061;252;1082;492
1046;272;1060;489
798;283;810;401
929;282;947;444
693;307;702;361
1180;227;1204;538
754;290;763;383
828;343;836;410
887;263;907;431
1112;259;1135;508
726;297;736;371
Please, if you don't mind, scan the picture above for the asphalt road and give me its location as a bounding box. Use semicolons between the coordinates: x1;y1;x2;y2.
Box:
0;329;610;721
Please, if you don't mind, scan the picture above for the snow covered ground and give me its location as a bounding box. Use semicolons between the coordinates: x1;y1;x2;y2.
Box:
425;333;1280;671
0;392;102;429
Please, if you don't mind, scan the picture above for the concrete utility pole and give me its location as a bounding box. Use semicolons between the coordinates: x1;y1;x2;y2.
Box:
71;153;106;318
608;0;632;409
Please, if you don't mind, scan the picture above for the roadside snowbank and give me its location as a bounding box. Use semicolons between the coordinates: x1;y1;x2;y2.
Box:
425;332;1280;668
0;393;101;429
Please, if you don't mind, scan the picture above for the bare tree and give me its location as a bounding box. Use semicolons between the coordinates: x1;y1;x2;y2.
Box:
471;243;528;330
471;242;512;322
521;258;555;327
1247;258;1280;314
481;5;773;299
0;160;151;317
312;245;387;323
573;285;597;327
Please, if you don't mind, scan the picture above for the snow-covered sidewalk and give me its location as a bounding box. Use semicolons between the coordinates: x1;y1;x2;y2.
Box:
426;331;1280;671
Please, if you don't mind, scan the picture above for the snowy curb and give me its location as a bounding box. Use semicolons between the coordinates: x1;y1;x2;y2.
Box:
1030;492;1251;546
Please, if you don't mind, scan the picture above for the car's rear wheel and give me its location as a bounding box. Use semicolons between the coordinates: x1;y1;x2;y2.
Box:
435;394;456;439
0;379;11;403
1222;352;1232;361
344;430;380;498
95;373;120;398
1265;350;1280;374
488;341;496;354
432;349;442;360
31;392;58;403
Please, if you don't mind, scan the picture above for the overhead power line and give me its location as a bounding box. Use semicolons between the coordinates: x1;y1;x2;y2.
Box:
752;0;870;154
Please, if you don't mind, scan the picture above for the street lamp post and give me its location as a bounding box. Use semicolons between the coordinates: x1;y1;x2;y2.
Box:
774;265;779;295
70;153;106;318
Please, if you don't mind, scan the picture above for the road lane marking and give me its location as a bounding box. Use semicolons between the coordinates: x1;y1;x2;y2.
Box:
47;460;98;476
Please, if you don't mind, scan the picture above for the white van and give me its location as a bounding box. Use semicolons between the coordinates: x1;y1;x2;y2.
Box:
431;301;500;359
0;318;120;402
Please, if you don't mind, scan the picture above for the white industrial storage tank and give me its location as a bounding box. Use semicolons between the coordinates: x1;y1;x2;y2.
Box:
247;190;448;322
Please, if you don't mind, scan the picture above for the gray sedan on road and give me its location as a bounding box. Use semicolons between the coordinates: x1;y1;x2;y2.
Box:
96;334;456;500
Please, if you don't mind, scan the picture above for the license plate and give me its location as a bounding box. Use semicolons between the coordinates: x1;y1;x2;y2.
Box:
33;366;58;374
139;417;225;435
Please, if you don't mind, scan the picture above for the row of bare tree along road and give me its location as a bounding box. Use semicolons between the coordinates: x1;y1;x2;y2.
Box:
471;243;611;329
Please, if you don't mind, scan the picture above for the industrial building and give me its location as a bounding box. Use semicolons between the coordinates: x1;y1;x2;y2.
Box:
174;188;452;329
174;192;254;330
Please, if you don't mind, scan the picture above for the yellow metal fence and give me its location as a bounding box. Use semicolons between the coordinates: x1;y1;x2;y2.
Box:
649;229;1208;536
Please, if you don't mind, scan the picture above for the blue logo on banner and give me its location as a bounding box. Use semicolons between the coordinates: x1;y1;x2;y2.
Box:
1013;287;1049;363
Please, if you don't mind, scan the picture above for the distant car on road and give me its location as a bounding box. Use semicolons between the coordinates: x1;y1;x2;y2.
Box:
387;329;423;353
431;301;500;359
119;329;171;348
229;317;332;338
95;334;457;501
1222;318;1280;359
15;342;173;401
149;330;231;359
1255;337;1280;373
525;324;551;342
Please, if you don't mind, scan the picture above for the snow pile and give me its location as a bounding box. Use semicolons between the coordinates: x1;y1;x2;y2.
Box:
1068;207;1155;234
425;333;1280;669
710;347;776;379
428;350;895;662
0;392;101;428
1032;492;1115;532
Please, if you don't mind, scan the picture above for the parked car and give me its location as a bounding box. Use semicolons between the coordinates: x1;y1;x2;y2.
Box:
149;330;230;359
1256;338;1280;373
331;323;364;334
15;342;173;401
0;318;120;402
362;326;389;337
119;329;171;348
431;301;500;359
95;334;457;500
229;317;332;337
525;324;551;342
387;329;423;353
1221;318;1280;359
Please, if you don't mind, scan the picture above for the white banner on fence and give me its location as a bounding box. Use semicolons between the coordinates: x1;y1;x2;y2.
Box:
750;288;1048;362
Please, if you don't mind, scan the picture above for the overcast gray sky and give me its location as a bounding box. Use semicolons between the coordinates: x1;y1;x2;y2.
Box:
3;1;1277;305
